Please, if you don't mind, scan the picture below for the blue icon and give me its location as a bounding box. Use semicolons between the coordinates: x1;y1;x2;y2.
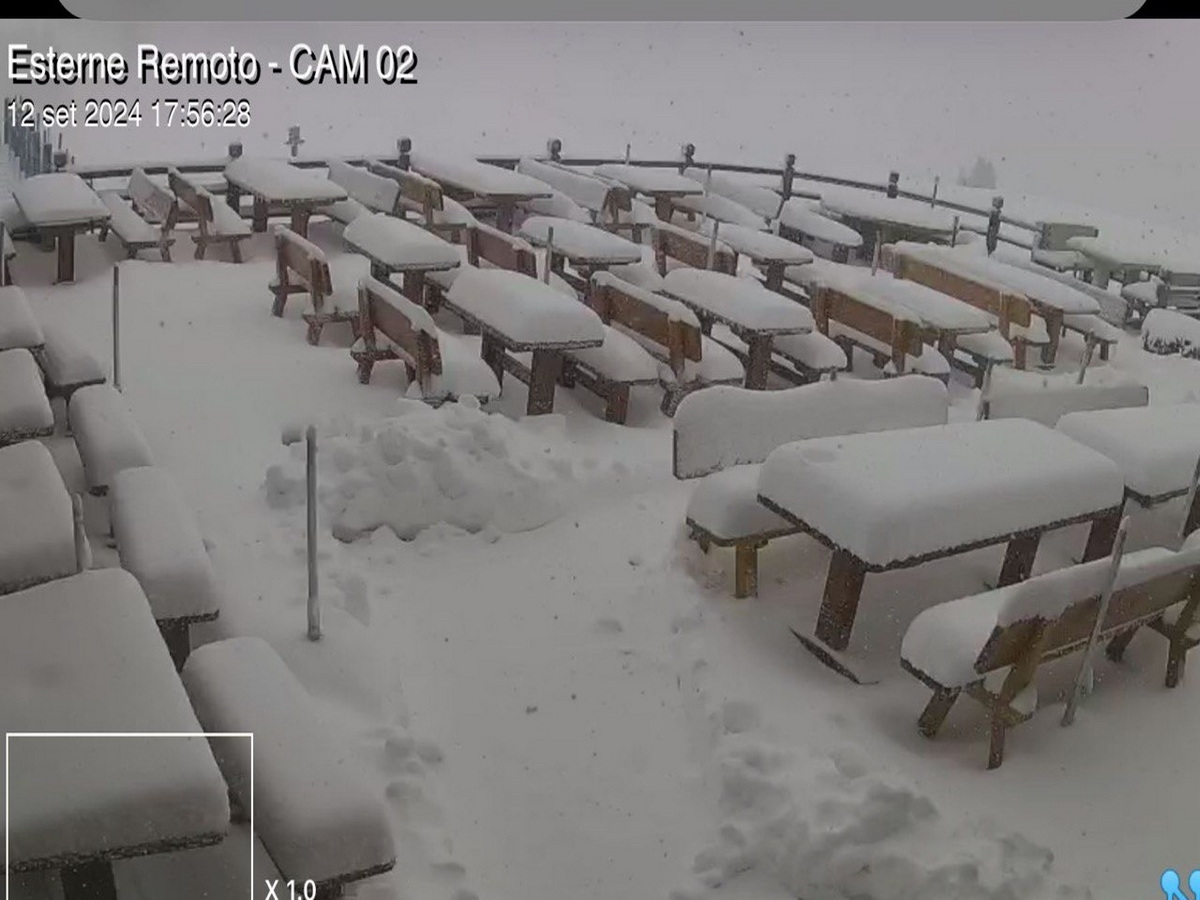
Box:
1161;869;1200;900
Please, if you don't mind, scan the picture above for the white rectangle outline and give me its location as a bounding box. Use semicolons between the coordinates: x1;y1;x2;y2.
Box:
6;732;254;900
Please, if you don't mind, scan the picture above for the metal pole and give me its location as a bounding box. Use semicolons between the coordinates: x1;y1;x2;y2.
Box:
951;215;960;248
707;220;720;270
72;494;87;573
931;176;939;208
0;222;7;287
543;226;555;284
1076;334;1096;385
871;229;882;276
1062;515;1130;727
112;264;121;392
624;143;631;164
306;425;321;641
976;359;995;421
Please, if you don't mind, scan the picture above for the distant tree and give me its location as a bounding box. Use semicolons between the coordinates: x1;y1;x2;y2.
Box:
957;156;998;190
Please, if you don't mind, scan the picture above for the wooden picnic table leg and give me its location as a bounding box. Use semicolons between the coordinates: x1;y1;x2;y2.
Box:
1183;490;1200;541
494;202;515;234
1040;309;1063;367
526;349;563;416
997;530;1042;587
290;205;312;239
55;229;77;284
763;262;785;293
743;334;773;390
480;334;505;388
159;620;191;672
401;270;427;305
369;261;388;281
654;195;673;222
814;549;868;651
252;195;269;233
1081;504;1124;562
60;860;118;900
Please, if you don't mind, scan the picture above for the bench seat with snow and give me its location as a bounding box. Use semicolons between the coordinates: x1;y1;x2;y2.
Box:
800;275;927;376
37;322;107;403
711;325;847;387
317;159;403;226
588;271;744;415
0;439;86;596
270;225;364;345
182;636;396;898
423;222;544;316
98;168;179;261
1029;221;1098;275
673;377;950;598
110;466;222;670
352;276;501;405
367;160;477;243
441;267;606;416
168;168;252;262
0;349;54;446
1060;313;1122;361
0;285;46;353
1122;273;1200;325
1142;307;1200;360
68;384;155;496
980;366;1149;428
901;535;1200;769
652;221;737;276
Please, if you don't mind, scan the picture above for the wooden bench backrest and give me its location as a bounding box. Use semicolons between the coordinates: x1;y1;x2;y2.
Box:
367;160;445;219
892;253;1032;331
810;284;924;361
359;276;442;393
128;168;179;231
1037;221;1099;251
975;565;1200;676
468;223;537;277
1163;270;1200;292
167;168;213;225
653;226;737;275
588;276;702;376
275;226;333;297
327;160;401;215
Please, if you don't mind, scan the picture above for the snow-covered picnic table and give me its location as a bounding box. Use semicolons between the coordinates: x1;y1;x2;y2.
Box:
819;190;955;251
662;268;813;390
12;173;110;283
1065;234;1164;288
409;153;551;232
3;568;229;899
343;212;461;301
443;267;605;415
517;216;643;281
1057;403;1200;542
224;157;347;238
757;418;1126;659
671;192;768;230
515;158;628;220
777;198;864;257
594;164;703;219
702;222;814;292
0;440;81;595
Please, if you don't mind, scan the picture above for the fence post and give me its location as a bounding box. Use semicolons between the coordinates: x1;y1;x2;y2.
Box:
112;264;121;392
306;425;321;641
706;219;720;270
547;138;562;162
226;141;243;210
624;143;631;164
285;124;304;159
679;142;695;174
543;226;555;284
887;170;899;199
397;137;412;170
0;222;7;287
986;196;1003;255
782;153;796;200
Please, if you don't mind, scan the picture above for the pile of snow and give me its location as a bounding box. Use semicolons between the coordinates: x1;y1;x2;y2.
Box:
1143;308;1200;360
264;398;609;542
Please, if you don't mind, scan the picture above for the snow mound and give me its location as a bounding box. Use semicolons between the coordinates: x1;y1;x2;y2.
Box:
263;398;597;542
693;734;1091;900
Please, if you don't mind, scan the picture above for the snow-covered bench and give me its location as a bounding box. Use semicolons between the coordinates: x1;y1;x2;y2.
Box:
981;367;1150;428
588;271;744;415
68;384;155;495
110;466;221;670
674;377;950;597
182;636;397;897
0;439;85;595
0;285;46;353
367;160;477;243
516;157;633;231
270;226;360;345
1124;270;1200;324
38;322;107;402
807;280;929;377
652;221;737;276
1030;221;1097;275
352;275;500;404
901;535;1200;769
425;222;539;310
1141;308;1200;361
168;168;252;263
0;349;54;446
318;159;402;226
98;168;178;262
1060;313;1122;361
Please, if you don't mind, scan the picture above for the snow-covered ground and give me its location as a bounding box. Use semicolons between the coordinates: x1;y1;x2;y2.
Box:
7;17;1200;900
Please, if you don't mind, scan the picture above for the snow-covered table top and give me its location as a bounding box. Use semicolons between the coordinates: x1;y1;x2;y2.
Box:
0;440;77;593
516;158;616;212
411;153;551;200
224;157;347;203
593;164;703;197
702;222;814;266
518;216;643;265
12;173;109;228
820;190;955;235
663;269;813;335
758;418;1125;568
680;167;783;219
1055;403;1200;502
343;213;462;272
672;193;768;230
3;568;229;869
1065;235;1166;271
948;246;1100;315
778;198;864;247
444;267;605;350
